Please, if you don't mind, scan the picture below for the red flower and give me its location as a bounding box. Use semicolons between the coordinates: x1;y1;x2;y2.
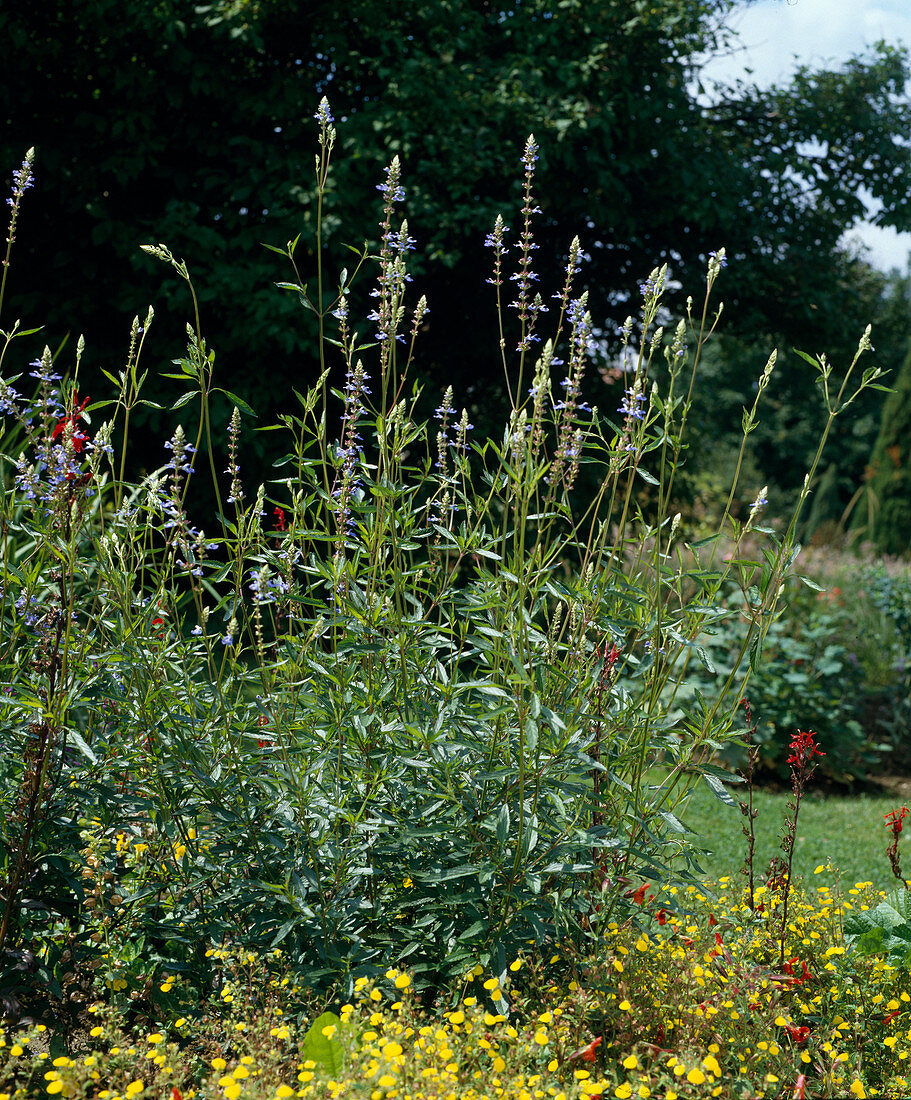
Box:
786;729;824;768
885;806;909;837
579;1037;602;1062
782;957;813;984
656;908;667;925
172;1090;184;1100
605;643;621;668
51;392;91;453
631;883;649;905
792;1074;807;1099
784;1023;811;1045
273;506;287;531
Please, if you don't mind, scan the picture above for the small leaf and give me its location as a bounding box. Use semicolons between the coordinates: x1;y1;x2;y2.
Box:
67;731;97;764
216;389;255;416
702;773;737;808
658;811;687;833
496;804;510;848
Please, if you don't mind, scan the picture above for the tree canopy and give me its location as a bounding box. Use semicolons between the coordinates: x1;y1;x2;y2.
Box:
2;0;910;502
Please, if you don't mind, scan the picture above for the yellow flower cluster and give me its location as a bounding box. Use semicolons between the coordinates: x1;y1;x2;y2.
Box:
2;878;911;1099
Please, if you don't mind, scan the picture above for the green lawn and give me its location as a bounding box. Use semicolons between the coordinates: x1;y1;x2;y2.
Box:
675;776;908;892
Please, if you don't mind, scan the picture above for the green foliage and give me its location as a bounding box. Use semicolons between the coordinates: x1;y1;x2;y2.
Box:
844;888;911;967
4;0;911;497
0;119;885;1023
301;1012;346;1074
682;564;911;782
860;340;911;553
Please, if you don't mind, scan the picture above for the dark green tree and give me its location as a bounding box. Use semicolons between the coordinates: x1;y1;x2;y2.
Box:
2;0;910;500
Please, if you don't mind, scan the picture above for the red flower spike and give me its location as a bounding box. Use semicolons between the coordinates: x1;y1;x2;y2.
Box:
172;1089;184;1100
785;729;824;767
51;392;91;453
885;806;909;837
792;1074;807;1099
273;506;287;531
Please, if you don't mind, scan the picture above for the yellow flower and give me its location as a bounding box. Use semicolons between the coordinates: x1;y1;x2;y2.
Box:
703;1055;721;1077
147;1034;164;1045
614;1085;633;1099
126;1082;145;1097
622;1055;638;1070
849;1081;867;1098
687;1069;706;1085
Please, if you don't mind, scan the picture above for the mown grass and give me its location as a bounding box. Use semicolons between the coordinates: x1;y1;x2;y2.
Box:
678;778;907;892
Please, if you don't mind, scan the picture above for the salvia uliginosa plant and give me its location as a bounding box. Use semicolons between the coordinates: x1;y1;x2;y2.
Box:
0;102;886;1008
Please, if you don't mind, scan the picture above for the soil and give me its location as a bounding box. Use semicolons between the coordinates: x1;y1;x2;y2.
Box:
864;774;911;800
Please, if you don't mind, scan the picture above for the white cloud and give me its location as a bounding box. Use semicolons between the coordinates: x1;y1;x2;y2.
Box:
699;0;911;270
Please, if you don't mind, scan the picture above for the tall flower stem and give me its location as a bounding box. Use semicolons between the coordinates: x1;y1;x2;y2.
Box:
774;729;824;966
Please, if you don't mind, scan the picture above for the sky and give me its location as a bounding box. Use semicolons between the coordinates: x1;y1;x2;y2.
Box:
698;0;911;271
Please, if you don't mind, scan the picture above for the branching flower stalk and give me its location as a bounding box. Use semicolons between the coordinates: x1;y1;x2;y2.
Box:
0;148;35;325
885;805;909;887
773;729;824;966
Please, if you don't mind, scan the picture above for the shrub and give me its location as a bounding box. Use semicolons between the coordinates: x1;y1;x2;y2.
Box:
0;109;884;1021
680;546;911;783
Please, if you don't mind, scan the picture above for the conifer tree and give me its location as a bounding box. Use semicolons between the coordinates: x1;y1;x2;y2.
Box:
861;342;911;553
